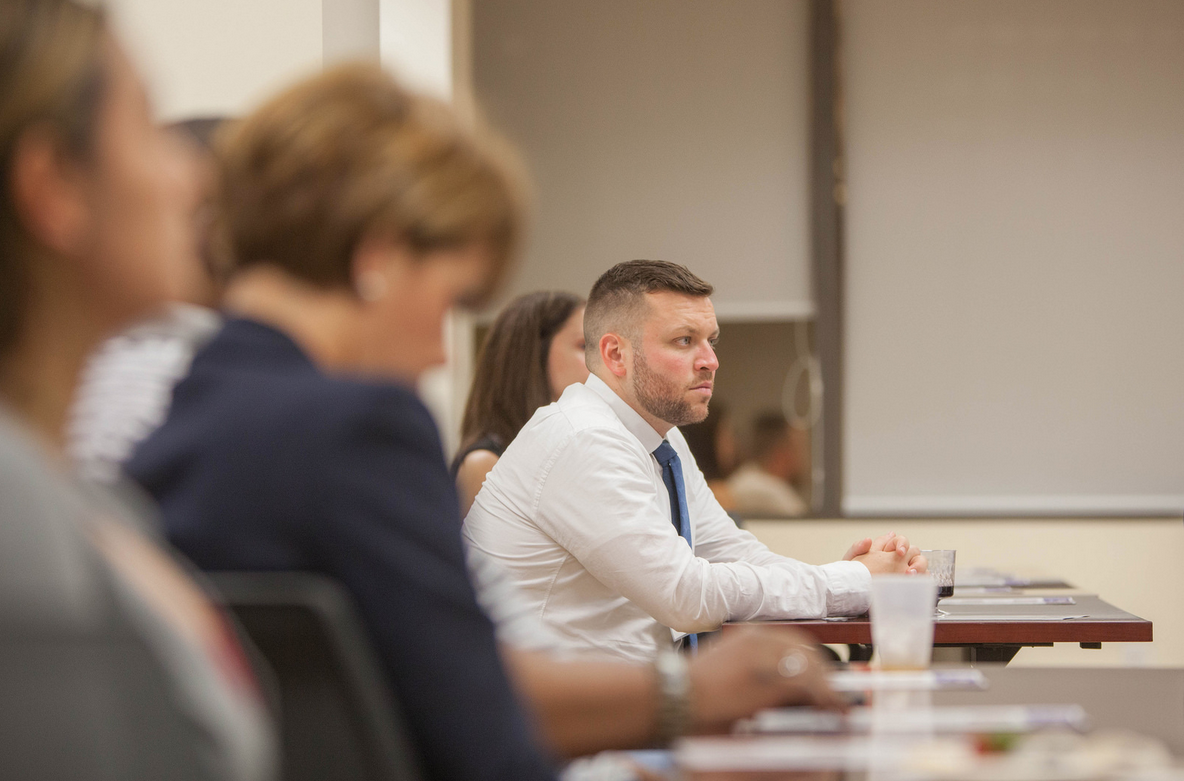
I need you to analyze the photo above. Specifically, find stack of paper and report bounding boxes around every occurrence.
[745,704,1088,735]
[829,668,989,692]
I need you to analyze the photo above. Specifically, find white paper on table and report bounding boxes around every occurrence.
[828,669,987,692]
[745,704,1088,735]
[955,568,1010,587]
[936,614,1087,621]
[675,734,912,771]
[940,596,1076,606]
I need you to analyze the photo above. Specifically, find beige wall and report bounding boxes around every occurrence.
[748,517,1184,667]
[379,0,452,98]
[107,0,385,122]
[107,0,324,121]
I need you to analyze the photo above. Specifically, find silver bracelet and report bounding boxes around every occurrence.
[653,647,691,745]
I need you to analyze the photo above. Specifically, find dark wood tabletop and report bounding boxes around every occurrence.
[725,594,1152,647]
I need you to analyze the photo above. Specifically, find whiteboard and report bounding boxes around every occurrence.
[843,0,1184,516]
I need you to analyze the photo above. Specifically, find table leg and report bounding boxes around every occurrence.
[968,645,1022,664]
[847,644,874,663]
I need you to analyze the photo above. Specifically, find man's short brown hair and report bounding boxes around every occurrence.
[583,260,713,365]
[215,63,527,306]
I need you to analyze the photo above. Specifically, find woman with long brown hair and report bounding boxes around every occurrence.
[454,290,588,514]
[0,1,273,777]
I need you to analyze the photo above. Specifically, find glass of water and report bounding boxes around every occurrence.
[870,575,937,670]
[922,549,956,608]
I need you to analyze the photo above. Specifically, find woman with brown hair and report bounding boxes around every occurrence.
[454,290,588,514]
[0,1,273,778]
[126,64,557,781]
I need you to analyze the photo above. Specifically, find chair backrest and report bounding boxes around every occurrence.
[208,572,423,781]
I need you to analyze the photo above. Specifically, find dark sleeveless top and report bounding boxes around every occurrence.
[450,435,506,479]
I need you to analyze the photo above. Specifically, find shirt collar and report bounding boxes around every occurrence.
[584,373,666,454]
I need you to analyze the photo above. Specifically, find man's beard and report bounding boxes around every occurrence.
[633,348,711,428]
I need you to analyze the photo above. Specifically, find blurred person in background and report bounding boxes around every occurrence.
[68,116,228,484]
[454,290,588,515]
[0,1,274,778]
[728,411,808,518]
[126,65,845,780]
[677,403,738,512]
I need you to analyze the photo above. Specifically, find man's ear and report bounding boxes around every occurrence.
[600,332,630,378]
[11,126,89,257]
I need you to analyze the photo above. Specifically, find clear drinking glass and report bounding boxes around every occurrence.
[923,549,956,607]
[870,575,937,670]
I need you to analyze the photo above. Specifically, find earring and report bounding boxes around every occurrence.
[356,271,387,302]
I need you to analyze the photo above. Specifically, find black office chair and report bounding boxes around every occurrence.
[208,572,423,781]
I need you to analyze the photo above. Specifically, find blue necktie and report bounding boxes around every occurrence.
[653,440,696,651]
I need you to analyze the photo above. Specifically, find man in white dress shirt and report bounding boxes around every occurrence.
[464,260,927,663]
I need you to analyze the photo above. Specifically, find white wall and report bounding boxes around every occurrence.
[749,518,1184,667]
[107,0,325,121]
[109,0,386,121]
[325,0,381,66]
[379,0,452,98]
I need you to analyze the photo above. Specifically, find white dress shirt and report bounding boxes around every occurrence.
[463,373,870,663]
[465,542,571,653]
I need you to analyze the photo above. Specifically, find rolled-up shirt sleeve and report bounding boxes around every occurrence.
[682,440,871,617]
[532,427,870,633]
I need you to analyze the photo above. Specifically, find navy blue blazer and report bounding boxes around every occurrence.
[127,318,555,781]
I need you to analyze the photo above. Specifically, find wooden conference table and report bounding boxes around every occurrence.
[726,574,1153,663]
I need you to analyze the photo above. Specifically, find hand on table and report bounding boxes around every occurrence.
[687,626,845,735]
[847,531,927,575]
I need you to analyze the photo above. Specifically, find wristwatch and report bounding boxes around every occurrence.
[653,647,691,745]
